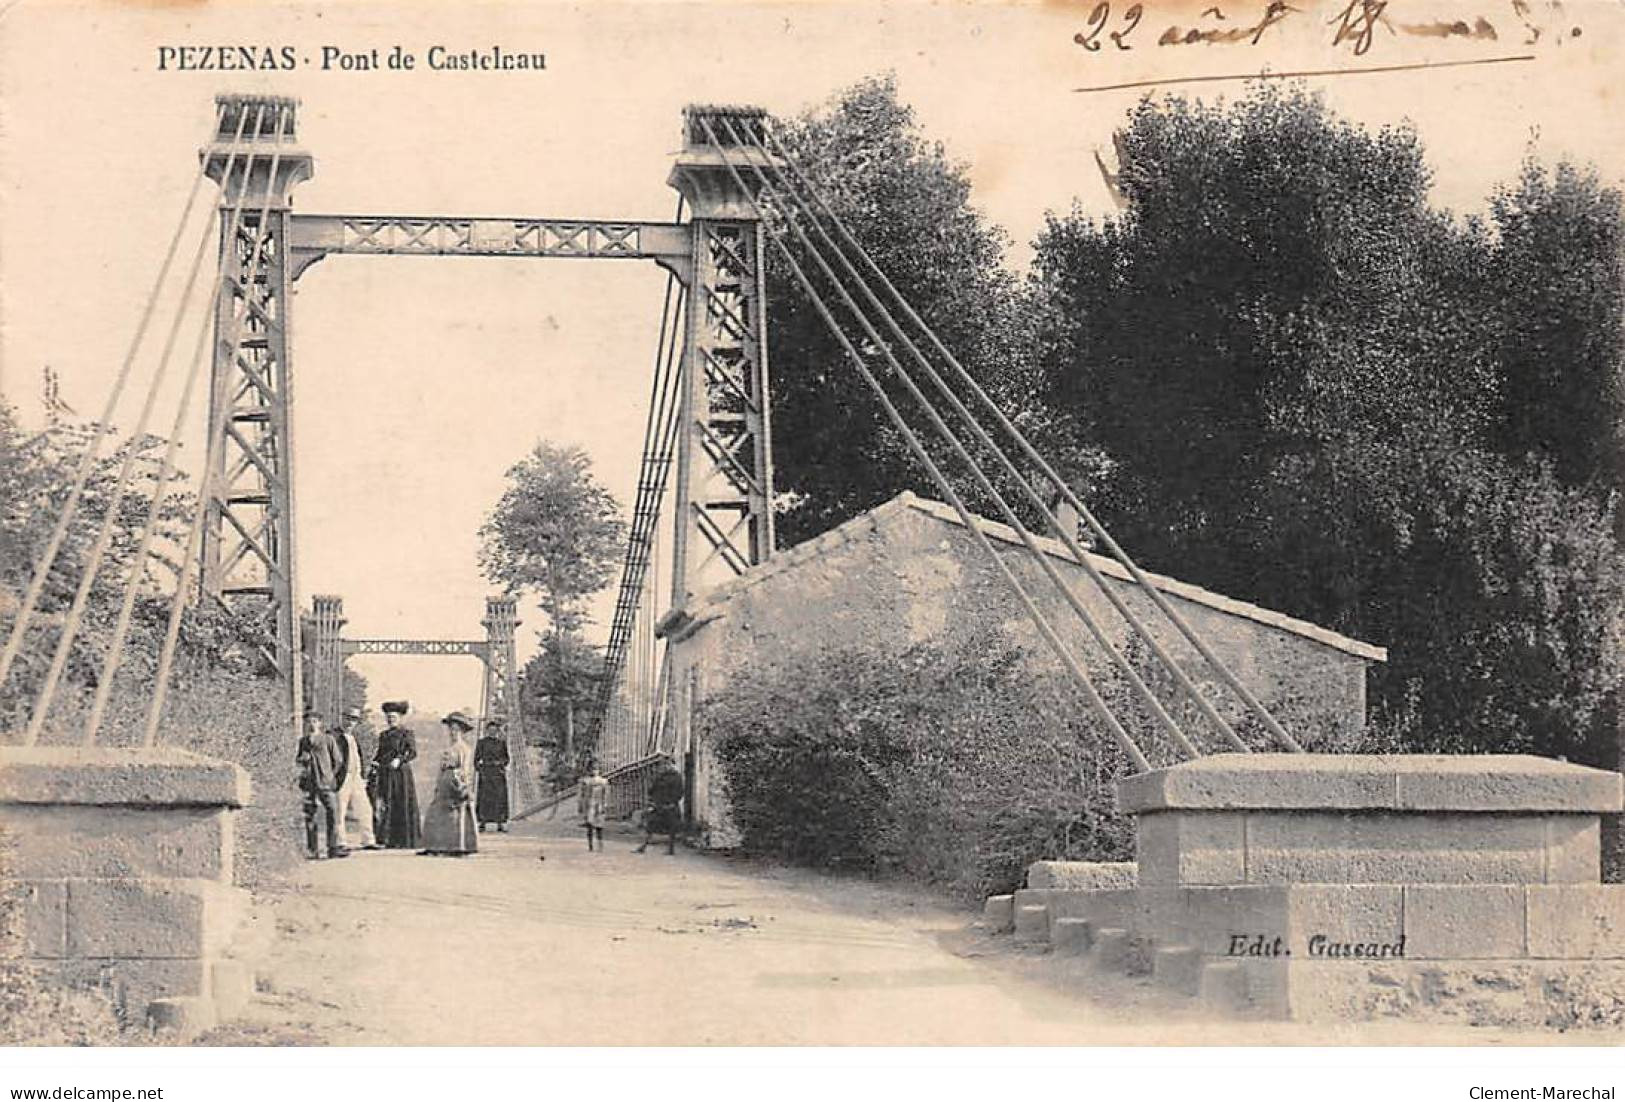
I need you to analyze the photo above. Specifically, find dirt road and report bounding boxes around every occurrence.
[221,819,1611,1046]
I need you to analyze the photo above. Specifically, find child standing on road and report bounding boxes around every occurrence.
[579,766,609,851]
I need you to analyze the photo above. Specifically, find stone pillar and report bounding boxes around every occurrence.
[1106,753,1625,1019]
[0,746,253,1030]
[1018,753,1625,1022]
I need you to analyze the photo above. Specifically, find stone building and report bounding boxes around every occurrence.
[658,492,1387,847]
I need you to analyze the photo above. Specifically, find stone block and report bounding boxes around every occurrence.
[1121,753,1395,813]
[1014,903,1050,945]
[2,805,234,882]
[1158,885,1298,959]
[1091,927,1130,971]
[1288,885,1404,960]
[13,879,68,958]
[1245,812,1546,885]
[1156,885,1404,961]
[66,879,244,960]
[1137,811,1245,886]
[1545,816,1601,883]
[1118,753,1622,815]
[147,995,217,1036]
[1052,917,1093,954]
[1525,886,1625,959]
[982,894,1014,933]
[1403,885,1526,959]
[0,746,250,809]
[1026,861,1136,890]
[54,958,210,1020]
[1395,760,1622,813]
[1198,960,1250,1014]
[1044,887,1138,931]
[1153,945,1203,995]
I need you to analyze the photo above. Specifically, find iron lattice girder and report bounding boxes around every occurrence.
[287,215,690,277]
[667,219,773,606]
[339,638,490,658]
[205,207,299,684]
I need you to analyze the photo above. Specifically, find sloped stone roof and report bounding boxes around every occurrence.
[678,491,1387,663]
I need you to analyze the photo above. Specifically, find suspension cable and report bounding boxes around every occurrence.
[697,117,1151,772]
[728,117,1242,757]
[86,107,286,743]
[713,118,1199,760]
[22,107,260,746]
[588,200,690,744]
[83,251,217,743]
[144,103,289,747]
[0,102,229,698]
[757,124,1302,754]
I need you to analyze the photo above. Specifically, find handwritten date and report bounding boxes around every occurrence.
[1072,0,1583,55]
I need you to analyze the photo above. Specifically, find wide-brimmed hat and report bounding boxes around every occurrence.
[381,700,409,716]
[442,710,475,732]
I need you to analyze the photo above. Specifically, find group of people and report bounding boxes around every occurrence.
[296,700,514,860]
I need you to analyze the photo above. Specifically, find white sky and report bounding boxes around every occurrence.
[2,0,1621,710]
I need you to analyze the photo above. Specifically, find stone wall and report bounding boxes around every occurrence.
[0,746,255,1031]
[663,492,1386,847]
[989,752,1625,1023]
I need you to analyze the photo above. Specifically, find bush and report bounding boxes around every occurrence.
[701,631,1140,900]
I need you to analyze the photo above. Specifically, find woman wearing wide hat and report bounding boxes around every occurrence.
[420,711,479,856]
[372,701,421,849]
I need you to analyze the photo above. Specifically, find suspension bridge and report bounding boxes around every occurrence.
[0,91,1298,794]
[8,93,1616,1037]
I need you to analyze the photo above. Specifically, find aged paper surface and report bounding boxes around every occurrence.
[1,0,1624,1065]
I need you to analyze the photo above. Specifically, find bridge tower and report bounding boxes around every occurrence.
[307,594,347,729]
[481,596,538,809]
[199,94,313,712]
[665,107,778,610]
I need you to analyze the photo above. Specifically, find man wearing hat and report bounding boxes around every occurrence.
[296,710,350,860]
[372,700,421,849]
[474,716,512,832]
[334,705,379,850]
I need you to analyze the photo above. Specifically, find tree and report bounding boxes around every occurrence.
[1488,160,1625,494]
[479,441,624,777]
[478,442,626,634]
[765,76,1047,546]
[516,629,604,773]
[1033,83,1625,765]
[0,396,192,619]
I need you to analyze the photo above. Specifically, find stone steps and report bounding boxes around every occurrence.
[983,895,1268,1017]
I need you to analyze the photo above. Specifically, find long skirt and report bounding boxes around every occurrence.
[475,766,509,824]
[421,768,477,854]
[374,762,421,849]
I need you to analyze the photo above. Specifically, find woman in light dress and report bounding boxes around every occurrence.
[419,711,478,857]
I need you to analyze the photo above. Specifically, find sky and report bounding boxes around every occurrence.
[2,0,1621,711]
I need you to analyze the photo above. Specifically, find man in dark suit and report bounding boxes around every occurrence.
[297,710,351,859]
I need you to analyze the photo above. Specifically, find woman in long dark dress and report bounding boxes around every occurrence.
[420,711,477,856]
[474,718,511,832]
[372,700,421,849]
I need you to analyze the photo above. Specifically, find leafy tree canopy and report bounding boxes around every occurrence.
[477,441,626,633]
[1033,83,1625,763]
[765,75,1054,545]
